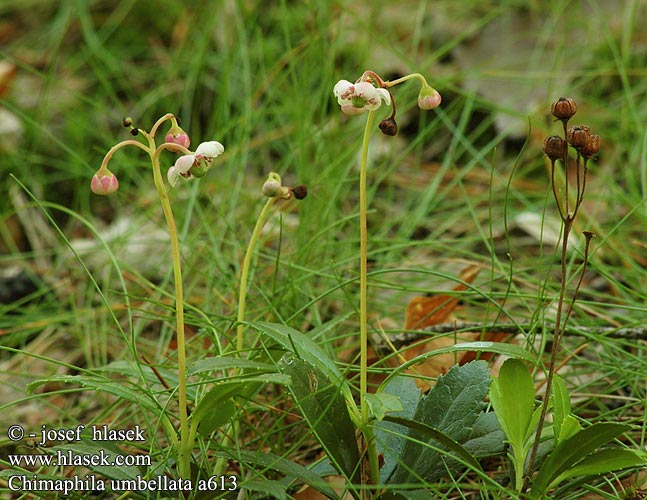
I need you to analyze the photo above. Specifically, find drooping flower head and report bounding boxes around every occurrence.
[167,141,224,187]
[333,79,391,116]
[91,167,119,195]
[165,123,191,149]
[417,85,442,110]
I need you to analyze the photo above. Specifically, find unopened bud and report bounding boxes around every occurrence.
[165,120,191,149]
[262,179,283,198]
[551,97,577,122]
[122,117,133,127]
[262,172,290,198]
[165,131,190,149]
[379,117,398,136]
[566,125,591,149]
[91,168,119,195]
[543,136,566,161]
[418,86,442,110]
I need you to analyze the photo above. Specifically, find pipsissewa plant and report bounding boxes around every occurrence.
[526,98,600,473]
[91,114,224,480]
[488,99,645,496]
[333,70,441,487]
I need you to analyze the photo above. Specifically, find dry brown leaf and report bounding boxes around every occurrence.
[394,265,508,388]
[0,60,16,97]
[404,265,480,330]
[292,478,354,500]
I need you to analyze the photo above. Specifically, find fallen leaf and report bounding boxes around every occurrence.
[394,265,509,388]
[404,265,480,330]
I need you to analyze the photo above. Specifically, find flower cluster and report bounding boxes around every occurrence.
[542,96,599,222]
[90,115,224,195]
[332,70,440,136]
[333,80,391,116]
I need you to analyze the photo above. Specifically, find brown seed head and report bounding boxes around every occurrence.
[581,134,600,159]
[566,125,591,150]
[291,185,308,200]
[551,97,577,122]
[543,135,566,161]
[378,117,398,136]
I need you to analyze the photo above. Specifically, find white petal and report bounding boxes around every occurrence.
[333,79,353,98]
[195,141,224,159]
[174,154,196,174]
[167,166,179,187]
[376,88,391,106]
[353,81,378,101]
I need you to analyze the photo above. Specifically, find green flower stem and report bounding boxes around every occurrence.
[385,72,427,88]
[150,145,190,480]
[149,113,175,138]
[359,111,374,423]
[236,197,276,353]
[359,110,380,487]
[100,140,149,169]
[210,196,276,479]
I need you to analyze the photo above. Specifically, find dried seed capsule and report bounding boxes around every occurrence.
[291,185,308,200]
[543,135,566,160]
[581,134,600,158]
[379,117,398,136]
[551,97,577,121]
[566,125,591,149]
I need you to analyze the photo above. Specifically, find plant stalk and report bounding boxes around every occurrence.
[151,146,190,479]
[359,110,380,489]
[236,197,276,353]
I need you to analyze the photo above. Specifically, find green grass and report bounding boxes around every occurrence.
[2,0,647,498]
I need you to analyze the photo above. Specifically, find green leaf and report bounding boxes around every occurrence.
[214,449,339,500]
[374,376,421,483]
[188,357,277,376]
[551,448,646,487]
[250,321,356,415]
[240,478,288,500]
[192,373,291,436]
[192,382,247,436]
[531,422,633,497]
[551,375,570,443]
[389,361,490,483]
[383,416,483,476]
[28,375,160,413]
[489,358,536,453]
[280,355,360,483]
[365,392,403,422]
[463,411,506,458]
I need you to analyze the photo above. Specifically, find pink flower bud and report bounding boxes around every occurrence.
[418,86,442,110]
[91,168,119,195]
[165,121,191,149]
[165,130,191,148]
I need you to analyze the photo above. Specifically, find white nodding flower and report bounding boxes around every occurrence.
[167,154,196,187]
[333,79,390,114]
[167,141,224,187]
[195,141,224,160]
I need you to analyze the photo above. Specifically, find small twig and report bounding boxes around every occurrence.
[378,321,647,352]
